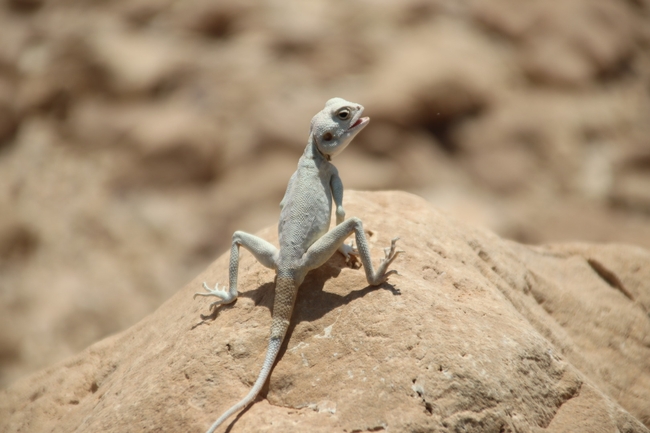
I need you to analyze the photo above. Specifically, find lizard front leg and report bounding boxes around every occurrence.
[195,231,278,310]
[334,205,358,262]
[300,217,401,286]
[331,172,357,262]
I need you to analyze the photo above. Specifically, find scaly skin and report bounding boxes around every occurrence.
[194,98,402,432]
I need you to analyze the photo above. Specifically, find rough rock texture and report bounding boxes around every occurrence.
[2,0,650,387]
[1,191,649,433]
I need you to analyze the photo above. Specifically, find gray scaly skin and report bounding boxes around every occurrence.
[194,98,402,432]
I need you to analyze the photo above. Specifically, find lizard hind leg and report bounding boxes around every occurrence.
[195,231,279,309]
[300,217,401,286]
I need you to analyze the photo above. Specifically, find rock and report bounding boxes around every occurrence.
[1,191,648,432]
[2,0,650,403]
[473,0,635,87]
[88,22,191,95]
[0,77,19,147]
[70,100,223,188]
[171,0,252,40]
[365,19,513,138]
[611,150,650,213]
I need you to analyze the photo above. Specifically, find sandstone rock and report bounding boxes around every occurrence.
[88,23,191,95]
[474,0,636,87]
[2,0,650,399]
[612,172,650,213]
[365,19,514,136]
[1,191,648,432]
[171,0,253,40]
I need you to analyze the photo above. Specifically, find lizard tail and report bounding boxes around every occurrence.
[205,277,297,433]
[205,338,282,433]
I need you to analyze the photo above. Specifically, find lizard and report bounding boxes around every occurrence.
[194,97,402,433]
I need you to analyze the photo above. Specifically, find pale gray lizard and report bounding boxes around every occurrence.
[194,97,401,432]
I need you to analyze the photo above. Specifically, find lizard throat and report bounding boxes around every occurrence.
[312,139,331,161]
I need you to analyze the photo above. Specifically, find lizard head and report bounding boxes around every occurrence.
[311,97,370,159]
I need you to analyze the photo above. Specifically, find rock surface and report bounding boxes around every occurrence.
[2,0,650,388]
[1,191,649,433]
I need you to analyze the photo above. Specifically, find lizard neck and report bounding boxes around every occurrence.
[304,135,331,163]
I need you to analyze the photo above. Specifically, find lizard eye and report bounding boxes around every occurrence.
[337,110,350,120]
[323,132,333,141]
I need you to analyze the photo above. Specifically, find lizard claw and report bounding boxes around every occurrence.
[339,240,358,260]
[339,240,361,269]
[194,282,237,308]
[349,239,359,256]
[370,238,403,285]
[381,237,402,263]
[383,269,399,278]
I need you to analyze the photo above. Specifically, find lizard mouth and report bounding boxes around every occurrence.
[349,117,369,130]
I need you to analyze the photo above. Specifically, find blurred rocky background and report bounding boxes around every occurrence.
[0,0,649,388]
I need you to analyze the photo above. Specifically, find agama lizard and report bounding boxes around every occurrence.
[194,98,401,432]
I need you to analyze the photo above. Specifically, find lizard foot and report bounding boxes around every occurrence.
[371,237,403,285]
[381,237,403,263]
[339,240,360,268]
[338,240,357,259]
[194,282,237,309]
